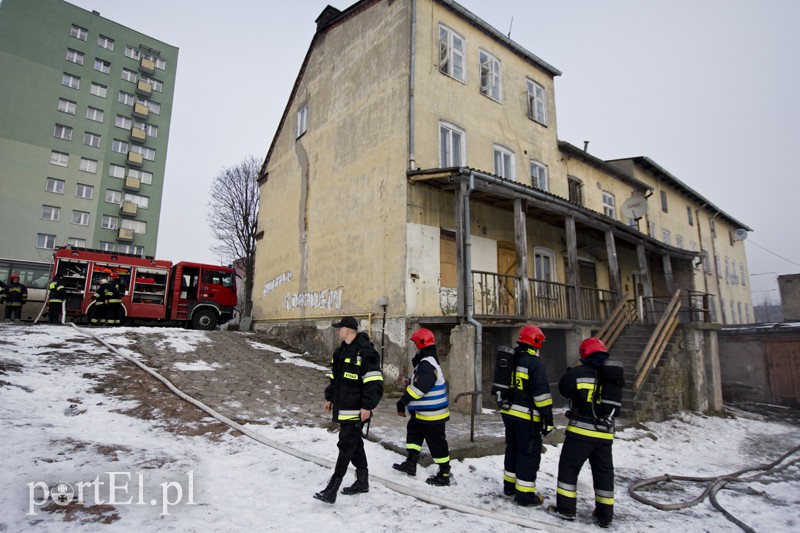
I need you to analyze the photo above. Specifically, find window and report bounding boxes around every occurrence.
[130,144,155,161]
[62,73,80,90]
[118,244,143,255]
[109,164,126,178]
[66,49,84,65]
[121,218,146,234]
[144,123,158,138]
[101,215,119,230]
[41,205,60,221]
[86,107,104,122]
[71,210,89,226]
[140,76,163,92]
[46,178,65,194]
[155,58,166,70]
[94,59,111,74]
[36,234,56,249]
[75,183,93,199]
[527,79,547,125]
[118,91,135,105]
[115,115,132,129]
[83,132,101,148]
[128,168,153,185]
[493,145,515,179]
[67,238,87,248]
[662,229,671,246]
[648,222,656,237]
[660,190,668,213]
[54,124,73,141]
[602,191,616,218]
[715,252,722,278]
[124,193,149,209]
[297,104,308,137]
[105,189,122,204]
[57,98,77,115]
[438,25,465,82]
[439,122,465,167]
[724,256,730,281]
[676,235,684,249]
[740,263,746,286]
[50,151,69,167]
[90,83,107,98]
[98,35,114,50]
[568,176,584,206]
[139,98,160,114]
[70,25,87,41]
[530,160,548,190]
[79,158,97,173]
[534,248,555,297]
[111,139,128,153]
[121,68,137,83]
[124,45,141,60]
[703,249,712,272]
[99,241,116,252]
[479,50,501,101]
[687,206,694,226]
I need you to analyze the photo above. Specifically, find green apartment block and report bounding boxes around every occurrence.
[0,0,178,274]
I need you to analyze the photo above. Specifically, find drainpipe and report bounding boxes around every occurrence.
[708,209,725,322]
[407,0,417,171]
[462,170,482,413]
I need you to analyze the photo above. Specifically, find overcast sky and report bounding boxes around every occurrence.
[66,0,800,303]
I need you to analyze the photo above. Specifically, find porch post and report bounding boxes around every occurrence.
[636,243,653,298]
[455,182,467,316]
[565,215,581,319]
[604,230,622,301]
[514,198,530,316]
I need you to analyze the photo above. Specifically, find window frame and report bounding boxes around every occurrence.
[533,247,556,299]
[50,151,69,167]
[94,58,111,74]
[79,158,98,173]
[62,73,80,90]
[83,132,101,148]
[478,49,502,101]
[567,175,584,206]
[530,160,548,191]
[101,215,119,230]
[71,210,90,226]
[90,82,108,98]
[439,121,466,167]
[438,24,465,82]
[86,107,104,123]
[57,98,77,115]
[54,124,73,141]
[527,79,547,125]
[36,234,56,249]
[602,191,617,219]
[493,145,515,179]
[105,189,122,205]
[66,48,85,65]
[75,183,94,200]
[660,190,669,213]
[70,25,88,41]
[296,104,308,138]
[45,178,65,194]
[41,205,61,221]
[97,35,114,51]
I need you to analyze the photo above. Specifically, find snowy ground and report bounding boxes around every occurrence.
[1,323,799,532]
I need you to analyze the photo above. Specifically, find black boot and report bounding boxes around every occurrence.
[341,468,369,495]
[426,462,451,486]
[313,475,343,504]
[392,452,419,476]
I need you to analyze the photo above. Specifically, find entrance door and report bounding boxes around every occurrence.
[579,260,599,320]
[498,244,518,315]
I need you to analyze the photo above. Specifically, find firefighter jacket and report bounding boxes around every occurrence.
[325,332,384,424]
[499,343,553,426]
[48,279,66,303]
[399,345,450,423]
[1,281,28,307]
[103,280,123,304]
[559,352,615,443]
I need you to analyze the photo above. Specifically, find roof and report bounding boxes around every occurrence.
[607,156,752,232]
[558,141,652,193]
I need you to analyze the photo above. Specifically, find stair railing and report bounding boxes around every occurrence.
[633,289,682,391]
[596,293,630,350]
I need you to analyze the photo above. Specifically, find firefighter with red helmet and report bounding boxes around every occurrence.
[549,337,620,528]
[2,273,28,321]
[392,327,452,486]
[500,324,553,506]
[104,271,125,326]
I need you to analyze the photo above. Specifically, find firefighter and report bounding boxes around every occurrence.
[500,325,553,506]
[47,274,67,324]
[393,328,452,486]
[1,273,28,321]
[549,337,619,528]
[314,316,384,504]
[104,272,125,326]
[90,279,108,326]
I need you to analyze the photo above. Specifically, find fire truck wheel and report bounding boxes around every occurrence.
[192,309,218,330]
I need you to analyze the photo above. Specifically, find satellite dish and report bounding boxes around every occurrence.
[621,195,649,220]
[732,228,748,241]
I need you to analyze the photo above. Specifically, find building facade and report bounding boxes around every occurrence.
[0,0,178,286]
[252,0,752,408]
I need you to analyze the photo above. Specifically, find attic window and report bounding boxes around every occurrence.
[297,104,307,138]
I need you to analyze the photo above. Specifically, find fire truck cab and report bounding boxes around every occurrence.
[53,247,237,329]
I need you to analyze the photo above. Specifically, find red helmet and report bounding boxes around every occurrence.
[10,273,20,281]
[410,328,435,350]
[579,337,607,359]
[518,325,545,349]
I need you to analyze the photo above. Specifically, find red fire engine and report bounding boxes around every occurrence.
[52,247,237,330]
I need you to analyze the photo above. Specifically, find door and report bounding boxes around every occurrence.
[199,267,237,307]
[498,244,518,315]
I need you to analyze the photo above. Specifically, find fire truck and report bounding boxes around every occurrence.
[52,247,237,330]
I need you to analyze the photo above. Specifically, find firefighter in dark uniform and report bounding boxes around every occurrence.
[500,325,553,506]
[314,316,384,504]
[90,279,108,325]
[47,274,67,324]
[550,337,619,528]
[393,328,452,486]
[104,272,125,326]
[2,273,28,321]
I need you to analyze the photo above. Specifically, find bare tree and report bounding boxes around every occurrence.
[208,155,260,319]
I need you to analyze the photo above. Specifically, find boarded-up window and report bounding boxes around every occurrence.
[440,233,457,288]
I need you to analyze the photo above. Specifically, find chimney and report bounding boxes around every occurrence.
[583,141,590,152]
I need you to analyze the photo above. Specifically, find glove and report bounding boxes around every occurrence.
[396,400,406,417]
[542,417,554,437]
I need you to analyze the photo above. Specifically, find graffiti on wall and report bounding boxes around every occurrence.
[263,271,293,295]
[285,287,344,311]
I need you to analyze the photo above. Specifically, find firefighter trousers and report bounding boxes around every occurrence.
[334,422,368,477]
[502,414,542,504]
[555,435,615,523]
[48,302,64,324]
[405,417,450,463]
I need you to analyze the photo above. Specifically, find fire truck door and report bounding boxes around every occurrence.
[200,268,236,307]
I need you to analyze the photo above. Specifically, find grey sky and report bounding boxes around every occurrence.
[66,0,800,303]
